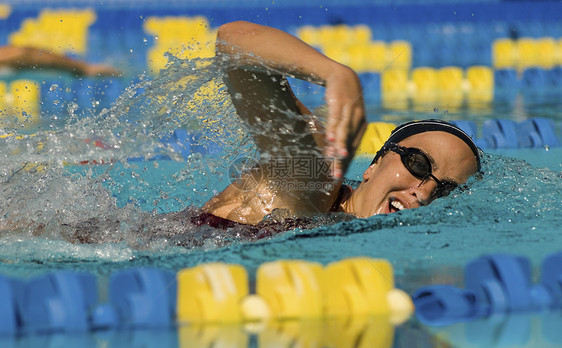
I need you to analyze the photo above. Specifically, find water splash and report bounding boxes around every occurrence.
[0,55,260,255]
[1,53,561,275]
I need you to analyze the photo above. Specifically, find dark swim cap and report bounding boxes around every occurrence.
[371,119,481,171]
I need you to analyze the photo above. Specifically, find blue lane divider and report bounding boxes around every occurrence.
[452,118,560,150]
[465,254,541,313]
[482,119,519,149]
[106,268,177,329]
[541,252,562,308]
[449,120,487,149]
[3,251,562,335]
[517,117,560,148]
[0,276,21,336]
[414,251,562,327]
[19,271,98,333]
[412,285,480,326]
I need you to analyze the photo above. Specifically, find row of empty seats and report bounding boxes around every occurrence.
[3,64,561,129]
[493,37,562,70]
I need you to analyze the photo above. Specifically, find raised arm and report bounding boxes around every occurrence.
[215,21,366,178]
[0,45,120,77]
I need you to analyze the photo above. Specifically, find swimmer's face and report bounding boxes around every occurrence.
[348,131,479,217]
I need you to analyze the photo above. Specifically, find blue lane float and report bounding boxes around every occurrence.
[107,268,177,329]
[413,251,562,327]
[541,252,562,308]
[517,118,560,148]
[482,119,519,149]
[19,271,98,333]
[0,276,21,336]
[412,285,481,327]
[453,117,560,150]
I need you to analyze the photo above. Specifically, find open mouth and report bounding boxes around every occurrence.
[389,198,405,213]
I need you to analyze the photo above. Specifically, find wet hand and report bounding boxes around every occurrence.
[324,66,367,179]
[83,63,122,77]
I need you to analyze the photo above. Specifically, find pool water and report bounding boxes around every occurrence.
[1,56,561,347]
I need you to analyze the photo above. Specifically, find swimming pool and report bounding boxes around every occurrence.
[1,63,561,347]
[1,1,562,347]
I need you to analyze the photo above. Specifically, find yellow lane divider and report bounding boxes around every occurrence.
[176,257,414,325]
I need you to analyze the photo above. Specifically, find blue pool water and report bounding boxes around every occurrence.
[1,55,562,347]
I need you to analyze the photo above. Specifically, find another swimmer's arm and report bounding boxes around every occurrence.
[216,21,366,178]
[0,45,120,77]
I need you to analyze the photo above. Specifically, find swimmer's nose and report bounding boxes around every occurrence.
[409,179,438,206]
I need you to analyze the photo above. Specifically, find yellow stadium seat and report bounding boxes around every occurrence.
[517,37,539,70]
[317,25,335,47]
[365,41,387,72]
[437,66,464,109]
[332,24,353,44]
[381,68,409,94]
[323,44,348,65]
[381,68,409,109]
[347,44,370,72]
[316,24,353,47]
[351,24,372,43]
[536,37,556,69]
[147,47,169,74]
[10,80,40,126]
[466,66,494,103]
[357,122,396,155]
[8,9,95,55]
[0,81,7,111]
[557,38,562,66]
[411,67,438,104]
[144,16,215,75]
[387,40,412,70]
[256,260,324,319]
[0,4,11,19]
[492,38,517,69]
[297,25,320,46]
[437,66,464,93]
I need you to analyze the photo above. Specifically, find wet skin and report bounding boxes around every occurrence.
[340,131,479,218]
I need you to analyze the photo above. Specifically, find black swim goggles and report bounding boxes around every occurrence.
[382,142,459,199]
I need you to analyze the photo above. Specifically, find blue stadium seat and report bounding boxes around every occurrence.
[72,78,96,117]
[493,69,519,102]
[359,72,381,106]
[41,79,73,116]
[521,67,548,91]
[545,67,562,98]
